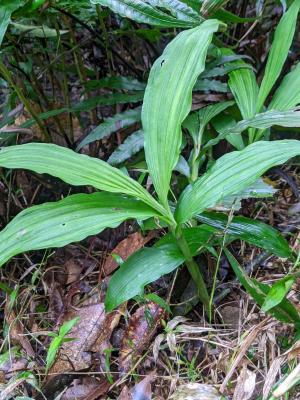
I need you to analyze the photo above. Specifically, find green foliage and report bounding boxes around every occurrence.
[0,2,300,323]
[46,317,80,372]
[142,19,220,209]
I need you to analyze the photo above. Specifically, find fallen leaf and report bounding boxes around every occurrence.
[233,366,256,400]
[170,383,225,400]
[65,259,82,285]
[102,231,155,277]
[119,302,164,374]
[131,373,154,400]
[50,299,122,374]
[4,306,35,359]
[62,377,110,400]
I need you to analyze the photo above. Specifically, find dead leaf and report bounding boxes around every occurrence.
[118,385,131,400]
[102,231,155,277]
[50,300,122,374]
[62,377,110,400]
[170,383,225,400]
[131,373,154,400]
[64,259,82,285]
[4,306,35,359]
[233,366,256,400]
[119,302,164,374]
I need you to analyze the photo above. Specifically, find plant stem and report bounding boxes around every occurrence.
[173,226,211,314]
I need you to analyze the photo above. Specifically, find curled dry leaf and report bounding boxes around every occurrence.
[50,300,122,374]
[64,259,83,285]
[170,383,225,400]
[233,366,256,400]
[61,377,110,400]
[102,231,155,277]
[117,373,155,400]
[119,302,164,374]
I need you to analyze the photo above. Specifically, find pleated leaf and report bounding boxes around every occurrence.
[257,0,300,111]
[205,109,300,147]
[176,140,300,223]
[228,64,259,120]
[108,130,144,165]
[0,0,22,46]
[0,143,165,217]
[225,250,300,324]
[105,225,216,310]
[197,212,291,258]
[0,192,159,267]
[76,107,141,150]
[91,0,196,27]
[269,62,300,111]
[146,0,202,23]
[142,20,220,209]
[201,0,229,16]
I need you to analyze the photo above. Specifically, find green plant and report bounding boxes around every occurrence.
[45,317,79,372]
[1,7,300,324]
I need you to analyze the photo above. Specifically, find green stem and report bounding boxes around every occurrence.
[173,226,211,314]
[0,60,51,142]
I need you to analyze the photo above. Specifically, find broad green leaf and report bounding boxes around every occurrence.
[257,0,300,111]
[0,0,22,46]
[108,130,144,165]
[76,107,141,150]
[10,22,68,38]
[213,8,257,23]
[200,63,252,79]
[198,100,234,129]
[85,76,146,92]
[146,0,202,23]
[197,212,291,258]
[225,250,300,324]
[228,63,259,120]
[105,246,184,311]
[0,143,166,217]
[71,92,144,113]
[215,178,277,210]
[205,109,300,148]
[0,192,160,267]
[262,276,295,312]
[105,225,216,310]
[92,0,196,27]
[201,0,229,16]
[211,113,245,150]
[269,63,300,111]
[176,140,300,223]
[194,79,228,92]
[142,20,220,209]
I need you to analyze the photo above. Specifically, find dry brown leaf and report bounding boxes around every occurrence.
[119,302,164,374]
[233,366,256,400]
[64,259,82,285]
[118,385,131,400]
[4,306,35,359]
[102,231,155,277]
[220,318,269,393]
[263,357,283,400]
[170,384,225,400]
[131,373,154,400]
[50,300,122,374]
[62,377,110,400]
